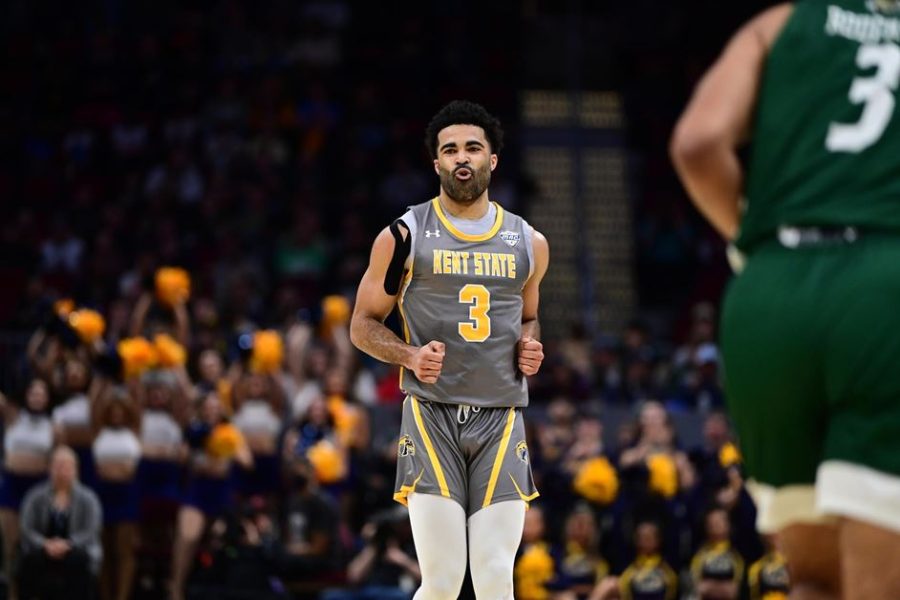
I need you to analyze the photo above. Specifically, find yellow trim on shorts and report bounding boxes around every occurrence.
[509,473,540,504]
[432,197,504,242]
[411,397,450,499]
[393,469,424,507]
[482,408,517,508]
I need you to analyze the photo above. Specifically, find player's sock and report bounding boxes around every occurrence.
[409,493,468,600]
[467,500,526,600]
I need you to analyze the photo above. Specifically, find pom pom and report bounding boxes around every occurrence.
[321,295,351,328]
[327,395,361,448]
[573,456,619,505]
[68,309,106,343]
[514,542,554,600]
[718,442,742,469]
[54,298,75,318]
[154,334,187,367]
[306,439,346,484]
[249,330,284,374]
[155,267,191,306]
[206,423,245,458]
[647,453,679,499]
[117,337,158,380]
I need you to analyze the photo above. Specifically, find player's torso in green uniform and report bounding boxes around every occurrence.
[739,0,900,252]
[398,198,532,408]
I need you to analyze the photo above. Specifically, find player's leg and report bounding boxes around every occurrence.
[408,493,468,600]
[777,523,840,600]
[719,244,839,598]
[467,500,526,600]
[837,518,900,600]
[817,462,900,599]
[462,408,536,599]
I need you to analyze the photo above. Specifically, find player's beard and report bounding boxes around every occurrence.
[439,163,491,205]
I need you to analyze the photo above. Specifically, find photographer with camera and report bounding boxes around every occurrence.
[276,456,341,581]
[321,507,419,600]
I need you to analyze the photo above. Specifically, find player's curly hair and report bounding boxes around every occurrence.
[424,100,504,159]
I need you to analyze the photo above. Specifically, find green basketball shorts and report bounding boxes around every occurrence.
[721,234,900,533]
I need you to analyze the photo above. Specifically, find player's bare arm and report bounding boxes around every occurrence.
[518,230,549,376]
[350,226,445,384]
[670,3,792,241]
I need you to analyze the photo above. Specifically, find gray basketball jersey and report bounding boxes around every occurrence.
[398,198,533,408]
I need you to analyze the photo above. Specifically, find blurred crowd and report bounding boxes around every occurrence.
[0,1,790,599]
[0,277,785,600]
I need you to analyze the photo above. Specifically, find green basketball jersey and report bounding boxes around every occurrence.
[738,0,900,252]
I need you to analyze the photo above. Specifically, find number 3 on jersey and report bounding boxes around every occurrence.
[458,284,491,343]
[827,43,900,153]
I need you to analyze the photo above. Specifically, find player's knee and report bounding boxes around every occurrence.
[418,558,466,600]
[419,573,465,600]
[471,556,514,598]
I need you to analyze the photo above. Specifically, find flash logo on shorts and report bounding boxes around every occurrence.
[398,435,416,457]
[515,441,529,464]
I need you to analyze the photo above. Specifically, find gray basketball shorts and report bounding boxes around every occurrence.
[393,396,539,516]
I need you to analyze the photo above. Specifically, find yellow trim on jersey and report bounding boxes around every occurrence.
[432,197,504,242]
[393,469,425,507]
[397,263,414,387]
[508,473,540,504]
[411,397,450,498]
[482,408,517,508]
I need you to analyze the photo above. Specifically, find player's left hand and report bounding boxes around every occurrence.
[518,336,544,376]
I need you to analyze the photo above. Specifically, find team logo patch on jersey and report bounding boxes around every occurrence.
[515,441,529,464]
[398,435,416,457]
[425,229,441,238]
[500,230,520,247]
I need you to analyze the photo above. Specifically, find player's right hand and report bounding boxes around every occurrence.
[409,340,444,384]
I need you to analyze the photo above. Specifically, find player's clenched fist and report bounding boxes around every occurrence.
[409,340,445,383]
[518,336,544,376]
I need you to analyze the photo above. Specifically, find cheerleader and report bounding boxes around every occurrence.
[92,386,142,600]
[0,379,56,598]
[231,372,284,503]
[138,370,188,507]
[136,369,188,577]
[171,392,251,600]
[52,359,96,487]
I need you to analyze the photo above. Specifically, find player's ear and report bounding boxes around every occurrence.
[434,158,440,175]
[490,154,498,171]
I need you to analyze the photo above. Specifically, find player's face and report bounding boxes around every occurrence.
[434,124,498,205]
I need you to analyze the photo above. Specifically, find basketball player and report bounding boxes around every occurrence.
[671,2,900,598]
[350,100,549,600]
